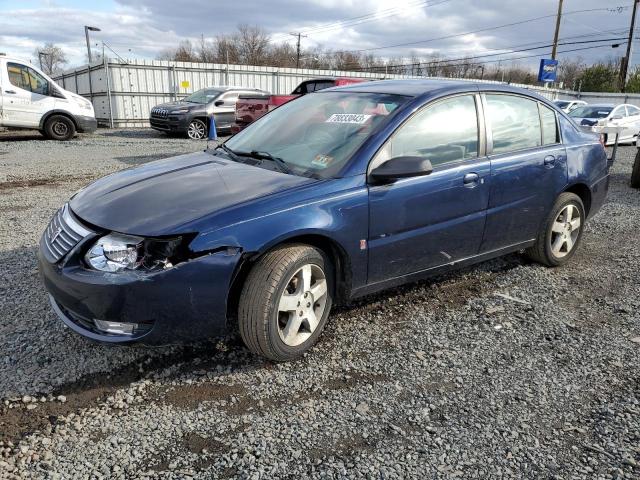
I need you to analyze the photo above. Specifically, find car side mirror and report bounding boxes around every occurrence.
[370,156,433,183]
[611,115,623,120]
[214,100,224,106]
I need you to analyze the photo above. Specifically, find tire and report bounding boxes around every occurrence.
[186,119,207,140]
[631,149,640,189]
[44,115,75,141]
[526,192,585,267]
[238,244,333,361]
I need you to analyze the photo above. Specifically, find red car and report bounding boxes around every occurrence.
[232,77,366,133]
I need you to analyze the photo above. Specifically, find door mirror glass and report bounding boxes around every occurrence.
[370,156,433,182]
[214,100,224,106]
[611,115,623,120]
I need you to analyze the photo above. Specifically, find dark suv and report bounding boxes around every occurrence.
[150,86,269,139]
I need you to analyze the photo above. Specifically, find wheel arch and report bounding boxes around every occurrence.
[39,110,78,130]
[225,233,353,323]
[563,182,592,216]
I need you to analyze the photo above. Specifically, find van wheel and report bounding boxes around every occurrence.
[238,245,333,362]
[631,149,640,188]
[526,192,585,267]
[44,115,75,141]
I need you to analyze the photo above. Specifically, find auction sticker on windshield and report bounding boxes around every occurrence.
[326,113,372,124]
[311,154,334,168]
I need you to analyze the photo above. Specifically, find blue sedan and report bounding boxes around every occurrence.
[38,80,610,361]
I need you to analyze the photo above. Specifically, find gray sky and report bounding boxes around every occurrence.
[0,0,635,70]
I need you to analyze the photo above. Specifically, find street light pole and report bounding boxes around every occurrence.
[84,25,101,64]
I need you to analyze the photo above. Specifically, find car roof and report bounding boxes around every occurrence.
[199,86,266,91]
[325,78,551,98]
[583,103,615,108]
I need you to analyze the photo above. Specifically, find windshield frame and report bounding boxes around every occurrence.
[223,90,412,179]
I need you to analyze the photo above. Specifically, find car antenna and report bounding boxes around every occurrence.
[206,114,218,151]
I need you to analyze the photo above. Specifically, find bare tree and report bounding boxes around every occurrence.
[33,43,68,74]
[235,24,270,65]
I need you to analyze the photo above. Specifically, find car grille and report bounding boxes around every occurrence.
[151,107,169,118]
[42,204,93,263]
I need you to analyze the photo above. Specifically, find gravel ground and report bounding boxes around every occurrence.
[0,129,638,479]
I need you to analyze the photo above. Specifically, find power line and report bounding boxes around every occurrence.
[271,0,452,41]
[354,42,623,73]
[333,5,631,54]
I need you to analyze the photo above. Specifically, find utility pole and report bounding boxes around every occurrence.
[290,32,307,69]
[620,0,640,92]
[551,0,564,60]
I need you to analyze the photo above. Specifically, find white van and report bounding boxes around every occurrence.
[0,54,97,140]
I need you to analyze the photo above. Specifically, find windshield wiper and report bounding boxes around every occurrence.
[214,143,245,163]
[247,150,293,175]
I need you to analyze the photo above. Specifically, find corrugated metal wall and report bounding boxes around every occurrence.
[53,59,571,127]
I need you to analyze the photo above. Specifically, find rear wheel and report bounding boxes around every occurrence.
[186,119,207,140]
[631,149,640,188]
[526,192,585,267]
[44,115,75,141]
[238,245,333,361]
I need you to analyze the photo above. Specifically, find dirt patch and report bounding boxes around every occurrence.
[0,204,32,213]
[163,383,248,413]
[0,175,95,191]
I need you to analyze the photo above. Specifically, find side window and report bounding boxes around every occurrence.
[221,92,239,104]
[486,94,541,154]
[7,63,30,91]
[629,105,640,116]
[612,106,626,118]
[540,104,559,145]
[375,95,479,169]
[27,68,49,96]
[7,63,49,95]
[313,81,334,92]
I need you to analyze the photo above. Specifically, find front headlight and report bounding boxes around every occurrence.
[86,233,143,272]
[170,108,190,114]
[73,97,93,110]
[85,233,184,273]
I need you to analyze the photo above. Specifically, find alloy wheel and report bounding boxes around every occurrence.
[277,264,328,347]
[550,204,581,258]
[187,120,206,140]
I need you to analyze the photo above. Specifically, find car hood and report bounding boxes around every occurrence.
[70,151,314,236]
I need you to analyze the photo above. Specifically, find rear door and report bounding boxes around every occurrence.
[3,61,54,127]
[367,93,491,283]
[480,94,567,252]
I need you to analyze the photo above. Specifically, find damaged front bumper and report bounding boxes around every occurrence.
[38,235,242,345]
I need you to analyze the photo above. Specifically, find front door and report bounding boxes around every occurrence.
[481,94,568,252]
[3,62,53,127]
[367,94,490,283]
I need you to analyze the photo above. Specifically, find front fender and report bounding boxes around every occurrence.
[189,176,370,291]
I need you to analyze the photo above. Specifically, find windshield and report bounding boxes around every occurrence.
[224,91,409,178]
[554,100,570,109]
[183,88,222,104]
[569,106,612,119]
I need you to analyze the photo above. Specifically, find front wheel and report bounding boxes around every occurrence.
[186,119,207,140]
[526,192,585,267]
[44,115,75,141]
[238,245,333,361]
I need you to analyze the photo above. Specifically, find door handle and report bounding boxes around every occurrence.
[544,155,556,167]
[463,172,480,187]
[4,90,16,94]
